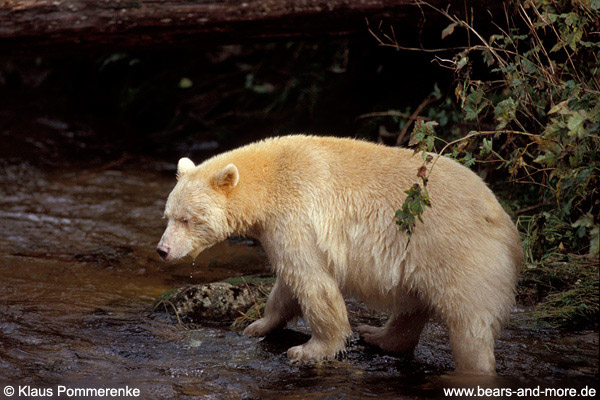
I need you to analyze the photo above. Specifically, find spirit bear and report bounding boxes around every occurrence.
[157,135,522,375]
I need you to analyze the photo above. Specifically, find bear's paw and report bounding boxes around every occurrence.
[243,318,275,337]
[287,338,344,361]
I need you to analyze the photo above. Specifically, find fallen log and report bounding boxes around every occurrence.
[0,0,503,50]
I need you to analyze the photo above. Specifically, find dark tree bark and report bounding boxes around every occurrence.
[0,0,503,50]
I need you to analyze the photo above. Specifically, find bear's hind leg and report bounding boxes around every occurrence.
[447,318,498,375]
[244,277,301,337]
[357,309,429,354]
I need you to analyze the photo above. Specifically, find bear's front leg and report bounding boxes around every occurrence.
[244,277,301,337]
[286,274,352,361]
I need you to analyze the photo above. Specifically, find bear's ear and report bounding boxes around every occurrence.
[212,163,239,190]
[177,157,195,180]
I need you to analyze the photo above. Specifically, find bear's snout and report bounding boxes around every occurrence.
[156,245,170,261]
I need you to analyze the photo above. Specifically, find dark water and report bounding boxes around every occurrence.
[0,158,598,399]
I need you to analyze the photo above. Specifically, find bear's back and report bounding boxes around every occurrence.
[267,135,522,273]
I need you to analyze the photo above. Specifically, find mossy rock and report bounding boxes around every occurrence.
[222,275,275,286]
[154,275,273,327]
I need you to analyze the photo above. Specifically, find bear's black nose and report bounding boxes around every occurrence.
[156,246,169,261]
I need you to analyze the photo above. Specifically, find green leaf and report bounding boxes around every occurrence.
[480,137,493,157]
[441,22,458,39]
[572,214,593,229]
[178,77,193,89]
[567,110,587,138]
[460,153,476,167]
[463,87,490,121]
[494,98,517,129]
[396,183,432,238]
[548,99,570,114]
[564,12,578,27]
[409,120,438,150]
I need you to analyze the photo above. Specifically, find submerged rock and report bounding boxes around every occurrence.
[155,276,273,326]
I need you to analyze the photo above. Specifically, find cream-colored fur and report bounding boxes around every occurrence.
[157,135,522,375]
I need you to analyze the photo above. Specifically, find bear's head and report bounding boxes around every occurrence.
[156,157,239,261]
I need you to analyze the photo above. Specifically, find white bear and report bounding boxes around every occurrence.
[157,135,522,375]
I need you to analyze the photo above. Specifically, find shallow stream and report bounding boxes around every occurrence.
[0,156,597,399]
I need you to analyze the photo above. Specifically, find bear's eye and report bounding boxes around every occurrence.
[181,218,189,226]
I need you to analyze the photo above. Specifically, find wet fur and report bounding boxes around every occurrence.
[158,135,522,375]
